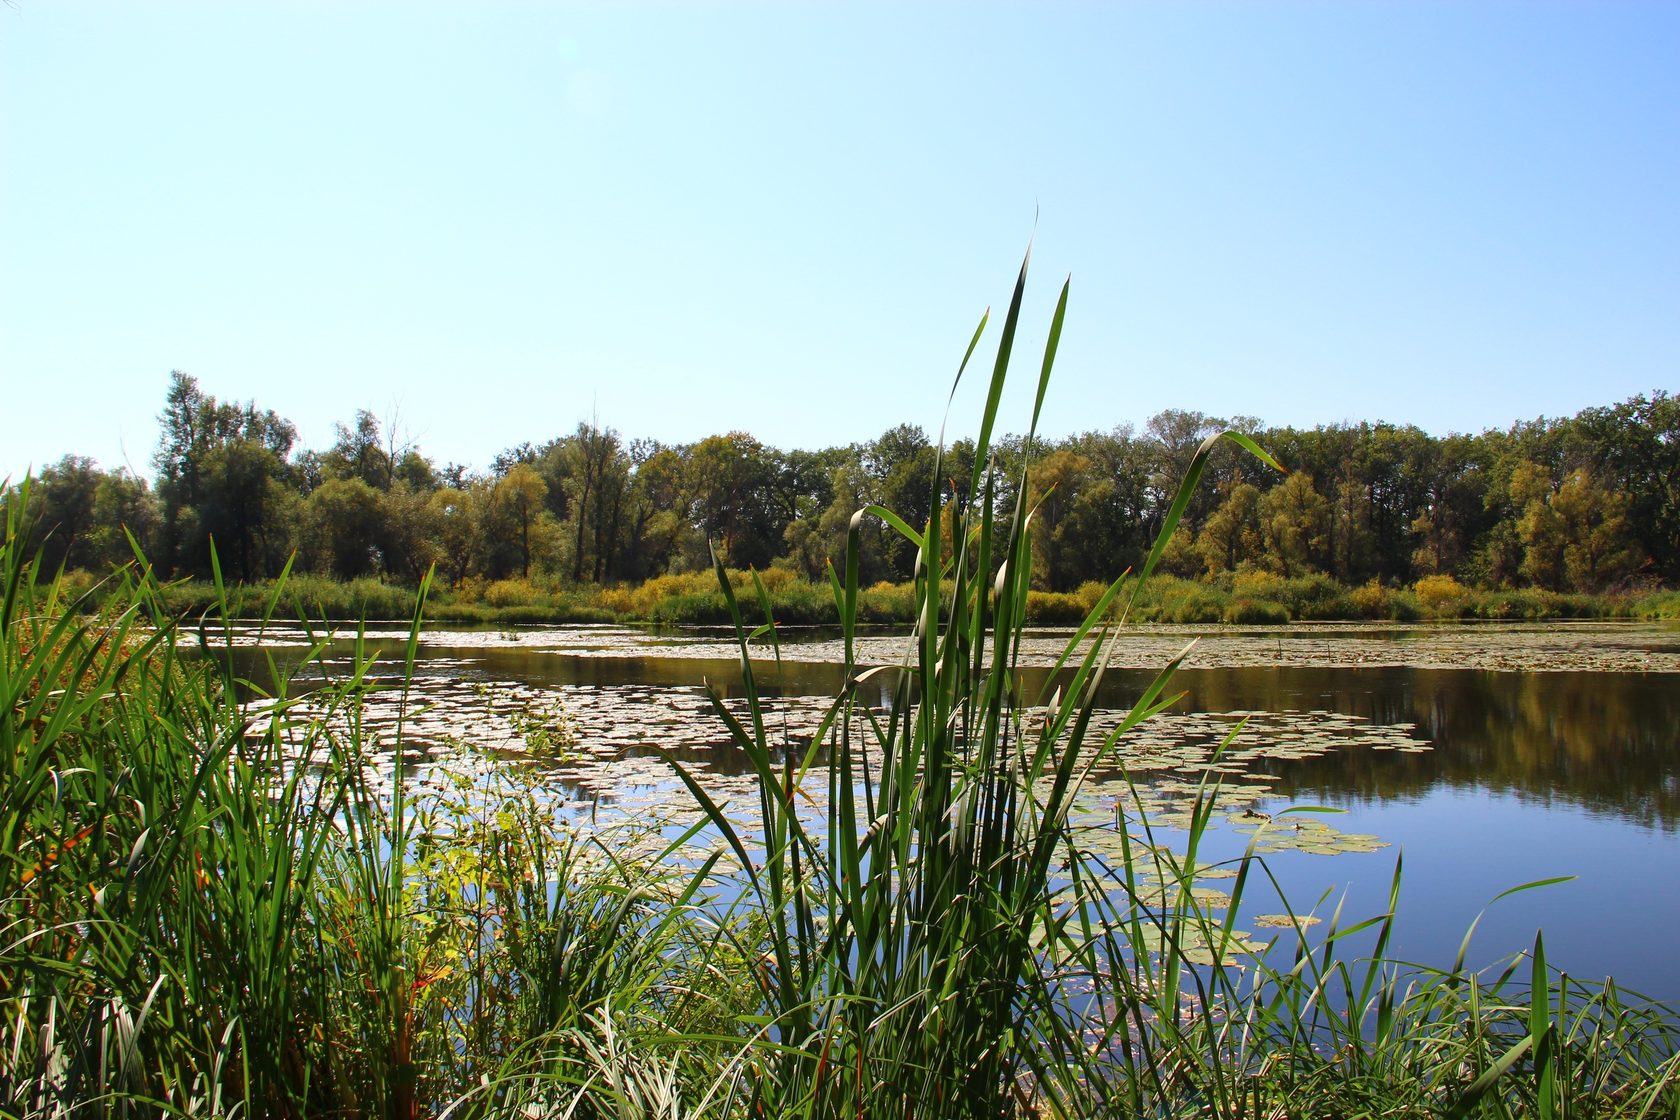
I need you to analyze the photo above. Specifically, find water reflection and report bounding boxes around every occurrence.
[419,639,1678,834]
[1165,667,1679,832]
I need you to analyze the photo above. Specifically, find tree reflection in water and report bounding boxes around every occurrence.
[1161,666,1678,831]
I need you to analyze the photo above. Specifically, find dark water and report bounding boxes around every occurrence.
[257,626,1680,1002]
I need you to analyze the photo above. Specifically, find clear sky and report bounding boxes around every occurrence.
[3,1,1676,482]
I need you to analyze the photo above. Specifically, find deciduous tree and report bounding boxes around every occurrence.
[1197,478,1262,576]
[1551,468,1643,591]
[493,464,549,579]
[1259,471,1329,577]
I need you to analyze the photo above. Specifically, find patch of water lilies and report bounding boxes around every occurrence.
[243,665,1420,868]
[209,617,1680,673]
[233,661,1417,973]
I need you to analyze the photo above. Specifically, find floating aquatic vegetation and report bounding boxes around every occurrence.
[1127,923,1268,968]
[233,634,1433,867]
[213,618,1680,674]
[1131,882,1233,911]
[1231,814,1391,856]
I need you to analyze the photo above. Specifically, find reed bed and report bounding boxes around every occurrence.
[142,566,1679,630]
[3,254,1678,1117]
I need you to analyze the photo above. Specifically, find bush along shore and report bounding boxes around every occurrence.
[5,255,1678,1117]
[80,564,1680,628]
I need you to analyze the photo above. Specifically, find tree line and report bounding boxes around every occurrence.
[9,371,1677,595]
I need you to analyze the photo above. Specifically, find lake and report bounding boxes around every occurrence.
[230,619,1680,1004]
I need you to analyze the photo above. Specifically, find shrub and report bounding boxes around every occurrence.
[1476,588,1604,621]
[1478,588,1559,620]
[1231,567,1288,601]
[1346,579,1390,620]
[767,579,835,625]
[1026,590,1088,626]
[858,580,915,624]
[649,590,728,625]
[1277,572,1345,620]
[484,577,546,609]
[1552,592,1605,619]
[754,565,798,594]
[1414,574,1472,617]
[1071,580,1112,616]
[1224,597,1290,625]
[589,585,638,617]
[1386,588,1423,621]
[1634,589,1680,619]
[1171,588,1227,624]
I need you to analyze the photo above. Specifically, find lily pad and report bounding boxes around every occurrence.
[1253,913,1323,930]
[1128,923,1266,968]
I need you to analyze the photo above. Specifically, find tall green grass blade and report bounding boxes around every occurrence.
[1446,1033,1535,1119]
[1532,930,1557,1120]
[968,245,1032,497]
[1027,275,1069,439]
[1454,876,1577,977]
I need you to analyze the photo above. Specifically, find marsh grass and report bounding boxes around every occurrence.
[0,500,743,1117]
[145,565,1680,630]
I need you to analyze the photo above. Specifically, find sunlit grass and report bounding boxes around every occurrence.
[143,566,1680,630]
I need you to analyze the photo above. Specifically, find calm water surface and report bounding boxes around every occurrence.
[253,622,1680,1002]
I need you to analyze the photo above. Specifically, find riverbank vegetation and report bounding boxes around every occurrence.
[5,256,1677,1117]
[6,375,1679,617]
[88,564,1680,628]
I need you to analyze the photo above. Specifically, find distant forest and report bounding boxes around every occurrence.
[9,372,1678,596]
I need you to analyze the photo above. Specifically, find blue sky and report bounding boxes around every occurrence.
[3,2,1676,481]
